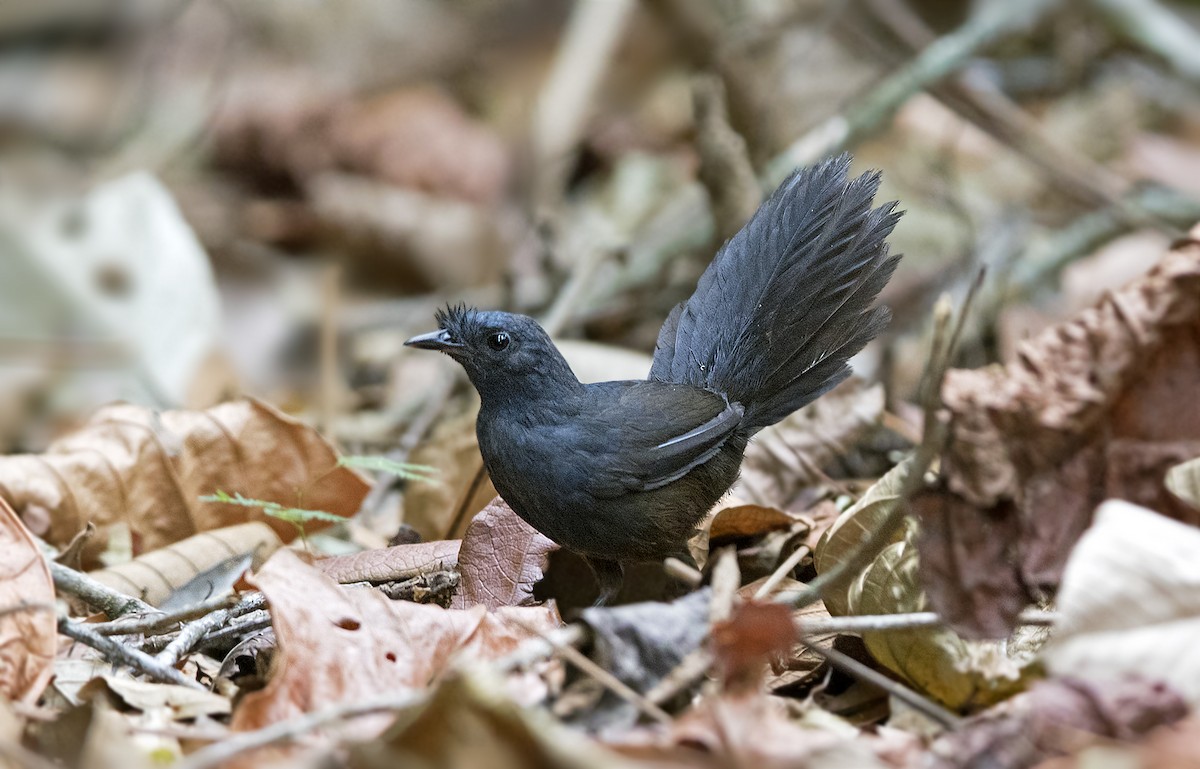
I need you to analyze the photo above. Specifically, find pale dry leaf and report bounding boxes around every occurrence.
[738,380,885,508]
[0,495,55,704]
[708,503,796,542]
[89,522,281,607]
[0,399,369,562]
[1045,500,1200,706]
[452,498,558,610]
[233,549,558,738]
[854,536,1041,710]
[317,540,461,584]
[88,676,230,720]
[1165,456,1200,510]
[813,455,913,616]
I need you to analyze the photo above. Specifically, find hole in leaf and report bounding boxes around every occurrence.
[336,618,361,631]
[385,652,397,663]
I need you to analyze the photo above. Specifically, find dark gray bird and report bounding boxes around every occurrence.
[405,154,901,604]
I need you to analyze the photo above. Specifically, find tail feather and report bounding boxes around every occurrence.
[649,153,901,431]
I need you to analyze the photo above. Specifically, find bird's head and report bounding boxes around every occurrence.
[404,305,579,399]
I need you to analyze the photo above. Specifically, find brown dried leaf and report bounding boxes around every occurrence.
[0,495,55,704]
[452,498,558,610]
[0,399,369,563]
[317,540,461,584]
[708,504,796,542]
[349,669,633,769]
[921,232,1200,637]
[233,549,560,737]
[711,601,797,692]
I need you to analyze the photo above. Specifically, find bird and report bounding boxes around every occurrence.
[405,153,902,604]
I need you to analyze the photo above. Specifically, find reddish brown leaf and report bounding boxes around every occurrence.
[708,504,796,542]
[920,233,1200,637]
[0,399,370,565]
[451,498,558,610]
[317,540,461,584]
[233,549,560,739]
[0,496,55,704]
[711,601,797,692]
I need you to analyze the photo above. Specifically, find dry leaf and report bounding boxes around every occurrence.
[612,690,895,769]
[709,504,796,542]
[233,549,559,738]
[84,676,230,720]
[853,535,1041,711]
[920,232,1200,637]
[349,669,634,769]
[0,495,55,704]
[0,399,369,563]
[711,601,797,692]
[1045,501,1200,706]
[317,540,461,584]
[813,456,913,616]
[89,522,281,607]
[929,677,1188,769]
[451,498,558,610]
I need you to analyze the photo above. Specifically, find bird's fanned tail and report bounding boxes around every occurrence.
[649,153,901,431]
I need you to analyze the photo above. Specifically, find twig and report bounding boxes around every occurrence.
[57,616,203,690]
[141,594,267,653]
[92,593,237,636]
[197,612,272,651]
[646,646,713,707]
[176,692,425,769]
[800,634,962,729]
[663,557,704,588]
[514,617,672,725]
[155,609,234,667]
[531,0,636,208]
[49,560,156,619]
[789,270,984,612]
[493,623,589,673]
[764,0,1056,185]
[798,607,1057,635]
[692,75,762,241]
[753,545,811,600]
[1090,0,1200,81]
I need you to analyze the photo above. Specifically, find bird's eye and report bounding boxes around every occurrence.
[487,331,510,351]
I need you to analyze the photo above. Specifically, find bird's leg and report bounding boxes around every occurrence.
[584,557,625,606]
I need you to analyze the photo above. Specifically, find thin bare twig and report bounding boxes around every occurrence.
[800,634,962,728]
[155,608,234,667]
[92,593,237,636]
[57,617,203,690]
[49,560,156,619]
[798,607,1057,635]
[177,692,425,769]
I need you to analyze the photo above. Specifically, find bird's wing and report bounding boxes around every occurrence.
[581,381,743,498]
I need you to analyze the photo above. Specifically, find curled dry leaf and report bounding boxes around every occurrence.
[233,549,559,739]
[317,539,461,584]
[89,522,281,608]
[853,534,1042,711]
[738,380,885,509]
[920,232,1200,638]
[1045,501,1200,706]
[451,497,558,610]
[0,399,370,563]
[0,496,55,704]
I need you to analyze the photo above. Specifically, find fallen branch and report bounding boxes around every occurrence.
[57,616,203,690]
[49,560,156,619]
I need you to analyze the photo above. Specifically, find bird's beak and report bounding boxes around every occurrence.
[404,328,463,353]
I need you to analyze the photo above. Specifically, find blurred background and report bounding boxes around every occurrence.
[1,0,1199,522]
